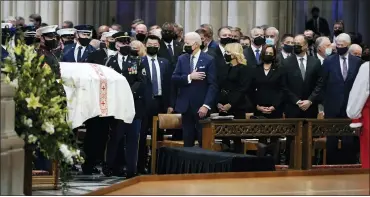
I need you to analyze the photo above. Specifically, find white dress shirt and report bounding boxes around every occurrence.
[317,53,325,65]
[218,44,225,56]
[147,55,162,95]
[339,53,349,75]
[164,40,174,54]
[74,42,86,62]
[347,62,369,119]
[281,50,290,59]
[251,44,262,57]
[107,49,117,57]
[117,53,128,70]
[296,54,308,70]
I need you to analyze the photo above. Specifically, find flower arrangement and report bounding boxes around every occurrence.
[1,40,83,189]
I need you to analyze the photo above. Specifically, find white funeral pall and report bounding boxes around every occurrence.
[60,62,135,129]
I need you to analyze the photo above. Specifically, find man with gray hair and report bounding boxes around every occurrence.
[348,44,362,58]
[319,33,362,165]
[243,26,265,67]
[265,26,279,46]
[172,32,217,147]
[315,36,332,64]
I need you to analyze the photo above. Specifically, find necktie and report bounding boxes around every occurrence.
[77,46,83,62]
[342,57,348,80]
[167,44,174,57]
[299,57,306,80]
[151,58,159,96]
[190,56,195,72]
[255,49,260,64]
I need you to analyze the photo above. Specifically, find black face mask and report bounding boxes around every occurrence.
[108,42,116,51]
[99,42,106,49]
[184,45,193,54]
[173,34,179,41]
[130,49,139,57]
[63,40,74,45]
[24,37,35,45]
[147,46,159,56]
[362,54,370,62]
[220,37,233,46]
[242,45,250,49]
[78,37,91,46]
[306,38,314,46]
[44,39,58,50]
[136,33,146,42]
[162,32,174,43]
[253,36,265,46]
[333,30,343,37]
[262,55,274,63]
[312,13,319,19]
[200,42,205,50]
[336,47,348,56]
[231,38,239,43]
[224,54,232,62]
[293,45,303,54]
[119,46,131,56]
[283,44,294,53]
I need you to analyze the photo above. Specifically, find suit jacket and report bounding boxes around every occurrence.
[87,48,108,65]
[157,39,183,70]
[208,40,218,49]
[305,17,331,37]
[172,51,218,113]
[207,46,229,85]
[243,46,258,68]
[141,56,172,113]
[320,54,362,118]
[106,54,146,119]
[281,55,322,118]
[61,43,96,62]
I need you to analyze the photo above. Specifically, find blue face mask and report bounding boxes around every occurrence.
[265,38,275,46]
[131,29,136,37]
[325,47,333,56]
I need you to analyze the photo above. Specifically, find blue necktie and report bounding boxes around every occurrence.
[77,46,83,62]
[167,44,174,57]
[151,58,159,96]
[190,56,195,72]
[255,49,260,64]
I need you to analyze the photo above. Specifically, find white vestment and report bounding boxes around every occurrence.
[60,62,135,129]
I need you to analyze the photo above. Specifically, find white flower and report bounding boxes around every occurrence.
[42,122,55,134]
[22,117,33,128]
[59,144,74,164]
[9,78,18,89]
[27,134,37,144]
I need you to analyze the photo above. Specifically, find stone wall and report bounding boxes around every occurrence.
[1,73,25,195]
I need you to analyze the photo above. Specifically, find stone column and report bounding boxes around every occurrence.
[1,74,25,195]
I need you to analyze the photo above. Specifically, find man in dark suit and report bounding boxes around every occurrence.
[172,32,218,147]
[243,27,265,67]
[305,7,330,37]
[87,30,118,65]
[137,35,172,173]
[103,31,146,178]
[331,21,345,42]
[277,33,294,65]
[61,25,96,62]
[281,34,322,119]
[200,23,218,51]
[319,33,362,165]
[304,30,317,56]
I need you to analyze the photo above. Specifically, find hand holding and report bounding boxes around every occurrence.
[298,100,312,111]
[167,107,174,114]
[221,104,231,112]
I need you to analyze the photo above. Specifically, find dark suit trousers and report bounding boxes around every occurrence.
[105,119,141,175]
[182,108,203,147]
[326,110,358,165]
[83,116,110,167]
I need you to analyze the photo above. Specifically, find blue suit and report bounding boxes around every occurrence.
[208,40,218,49]
[61,43,96,62]
[321,53,362,164]
[172,51,218,147]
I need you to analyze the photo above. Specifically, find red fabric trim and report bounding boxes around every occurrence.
[90,64,108,116]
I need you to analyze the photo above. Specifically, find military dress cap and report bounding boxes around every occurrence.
[36,25,58,36]
[1,23,13,29]
[74,24,94,34]
[102,30,118,38]
[112,31,131,42]
[57,28,77,36]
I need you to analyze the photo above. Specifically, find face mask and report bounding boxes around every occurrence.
[130,49,139,56]
[131,29,136,37]
[162,32,174,43]
[242,45,250,49]
[253,36,265,46]
[25,37,35,45]
[293,45,303,54]
[78,37,91,46]
[64,40,74,45]
[99,42,106,49]
[224,54,232,62]
[325,47,333,56]
[362,54,370,62]
[231,38,239,43]
[184,45,193,54]
[220,37,233,45]
[283,44,293,53]
[265,38,275,46]
[333,30,343,37]
[119,46,131,56]
[136,33,146,42]
[146,46,159,56]
[44,39,58,50]
[306,38,314,46]
[108,41,116,51]
[28,22,35,26]
[173,34,179,41]
[200,42,205,50]
[336,47,348,56]
[312,13,319,19]
[262,55,274,63]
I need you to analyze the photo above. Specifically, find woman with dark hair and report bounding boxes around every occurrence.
[252,45,284,118]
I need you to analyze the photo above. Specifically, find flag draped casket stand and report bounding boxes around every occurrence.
[60,62,136,128]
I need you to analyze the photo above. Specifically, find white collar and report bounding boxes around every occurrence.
[76,42,85,48]
[164,40,173,46]
[192,49,201,58]
[251,44,262,52]
[218,44,225,54]
[317,53,325,60]
[341,53,349,59]
[147,55,158,61]
[296,54,307,60]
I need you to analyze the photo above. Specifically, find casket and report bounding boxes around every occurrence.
[60,62,135,129]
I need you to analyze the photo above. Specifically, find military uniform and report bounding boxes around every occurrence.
[103,31,146,178]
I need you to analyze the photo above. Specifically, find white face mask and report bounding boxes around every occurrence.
[28,22,34,26]
[325,47,332,56]
[265,38,275,46]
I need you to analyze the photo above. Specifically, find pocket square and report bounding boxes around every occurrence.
[199,66,205,69]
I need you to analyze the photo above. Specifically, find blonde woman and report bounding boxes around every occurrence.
[130,40,147,57]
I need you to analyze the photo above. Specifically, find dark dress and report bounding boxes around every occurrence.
[218,63,251,119]
[252,63,284,118]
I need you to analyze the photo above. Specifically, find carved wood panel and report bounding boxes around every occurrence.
[213,123,297,137]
